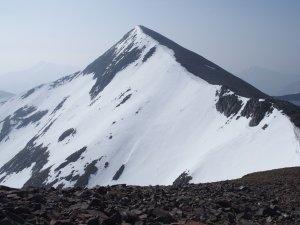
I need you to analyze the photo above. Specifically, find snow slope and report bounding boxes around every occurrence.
[0,26,300,188]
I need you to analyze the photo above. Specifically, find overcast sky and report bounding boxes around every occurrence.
[1,0,300,75]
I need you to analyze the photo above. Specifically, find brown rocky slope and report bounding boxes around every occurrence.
[0,167,300,225]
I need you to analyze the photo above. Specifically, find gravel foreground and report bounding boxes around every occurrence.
[0,167,300,225]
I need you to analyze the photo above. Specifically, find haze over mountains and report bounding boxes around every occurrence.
[0,26,299,189]
[0,91,14,102]
[0,62,78,94]
[237,66,300,96]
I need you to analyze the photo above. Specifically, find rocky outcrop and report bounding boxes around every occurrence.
[216,86,274,126]
[173,172,192,187]
[0,136,49,182]
[240,99,273,126]
[216,86,243,117]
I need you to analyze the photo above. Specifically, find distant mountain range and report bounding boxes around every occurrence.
[0,26,299,188]
[281,80,300,95]
[0,91,14,104]
[0,90,13,98]
[237,67,300,96]
[0,62,79,94]
[276,93,300,106]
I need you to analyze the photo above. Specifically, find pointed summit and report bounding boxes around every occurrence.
[0,25,300,189]
[83,25,266,99]
[139,26,266,98]
[83,25,157,99]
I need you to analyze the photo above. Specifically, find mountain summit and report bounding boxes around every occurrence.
[0,26,299,188]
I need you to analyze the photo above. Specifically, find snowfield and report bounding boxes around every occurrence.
[0,26,299,188]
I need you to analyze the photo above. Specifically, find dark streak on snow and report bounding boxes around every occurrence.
[118,88,131,100]
[112,164,125,181]
[51,97,69,115]
[142,46,156,63]
[58,128,76,142]
[116,94,132,108]
[55,147,87,172]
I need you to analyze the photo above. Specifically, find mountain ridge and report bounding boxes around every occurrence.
[0,25,299,188]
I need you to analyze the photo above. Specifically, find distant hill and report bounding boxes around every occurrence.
[0,62,79,93]
[280,80,300,95]
[0,90,13,99]
[275,93,300,106]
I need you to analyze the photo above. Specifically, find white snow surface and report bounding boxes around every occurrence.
[0,26,300,188]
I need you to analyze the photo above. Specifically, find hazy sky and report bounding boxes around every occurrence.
[1,0,300,75]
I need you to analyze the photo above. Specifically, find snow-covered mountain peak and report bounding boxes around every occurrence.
[0,26,300,188]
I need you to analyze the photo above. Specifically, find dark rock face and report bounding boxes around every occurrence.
[21,85,43,99]
[216,87,243,117]
[74,158,101,187]
[0,117,12,142]
[55,147,87,172]
[23,166,52,188]
[49,72,80,89]
[0,136,49,183]
[0,106,48,142]
[58,128,76,142]
[112,165,125,181]
[240,99,273,126]
[22,88,36,99]
[173,172,192,187]
[142,47,156,63]
[14,106,36,118]
[82,29,144,99]
[216,86,274,127]
[17,110,48,129]
[0,167,299,224]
